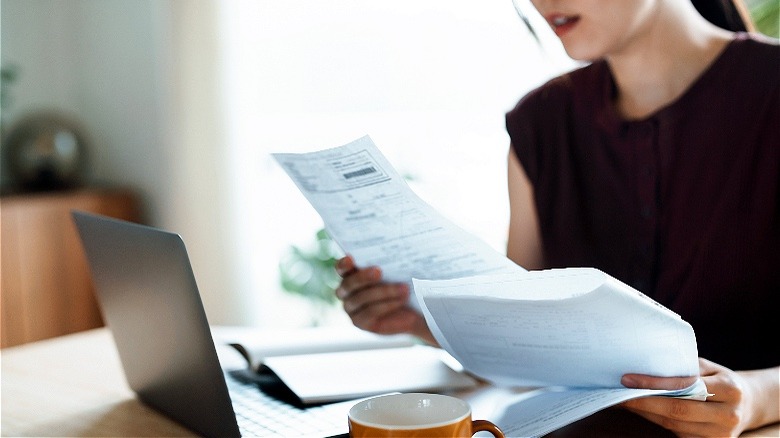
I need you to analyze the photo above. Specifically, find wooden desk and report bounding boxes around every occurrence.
[1,329,193,437]
[1,329,777,437]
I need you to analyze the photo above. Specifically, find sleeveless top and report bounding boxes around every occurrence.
[506,33,779,370]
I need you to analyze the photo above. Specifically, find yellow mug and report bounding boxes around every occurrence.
[348,393,504,438]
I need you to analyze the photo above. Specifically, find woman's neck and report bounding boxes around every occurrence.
[606,3,734,120]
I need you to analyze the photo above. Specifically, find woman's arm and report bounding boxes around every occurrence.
[506,147,545,270]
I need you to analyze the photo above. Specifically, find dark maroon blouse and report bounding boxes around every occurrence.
[506,33,779,371]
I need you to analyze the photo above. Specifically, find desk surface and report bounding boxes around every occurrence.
[2,329,777,437]
[1,329,194,437]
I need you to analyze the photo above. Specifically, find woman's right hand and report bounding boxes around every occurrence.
[334,255,437,345]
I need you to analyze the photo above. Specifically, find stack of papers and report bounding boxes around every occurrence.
[273,136,707,436]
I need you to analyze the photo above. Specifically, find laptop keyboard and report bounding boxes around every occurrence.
[227,374,350,437]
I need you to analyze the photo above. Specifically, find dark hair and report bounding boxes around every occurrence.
[690,0,754,32]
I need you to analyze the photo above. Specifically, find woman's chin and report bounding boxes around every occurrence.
[561,44,602,62]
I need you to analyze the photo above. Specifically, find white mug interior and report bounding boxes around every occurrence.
[349,393,471,429]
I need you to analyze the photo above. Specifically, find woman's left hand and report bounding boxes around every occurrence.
[620,358,777,437]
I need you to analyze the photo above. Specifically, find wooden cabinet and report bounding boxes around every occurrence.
[1,188,141,348]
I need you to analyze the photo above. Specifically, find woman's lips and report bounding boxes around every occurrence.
[547,14,580,37]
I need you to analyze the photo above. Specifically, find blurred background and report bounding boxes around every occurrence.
[1,0,776,346]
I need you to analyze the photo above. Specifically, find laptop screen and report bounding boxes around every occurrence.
[72,211,241,437]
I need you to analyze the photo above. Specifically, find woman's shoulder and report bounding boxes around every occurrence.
[705,32,780,111]
[732,31,779,52]
[725,32,779,75]
[507,61,609,123]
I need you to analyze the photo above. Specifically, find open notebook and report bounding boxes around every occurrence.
[219,325,477,405]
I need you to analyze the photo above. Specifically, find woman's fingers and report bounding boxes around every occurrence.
[335,255,356,277]
[352,305,419,335]
[335,266,382,300]
[621,374,698,391]
[333,255,420,336]
[342,283,409,315]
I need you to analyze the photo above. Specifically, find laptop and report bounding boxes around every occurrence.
[72,211,353,438]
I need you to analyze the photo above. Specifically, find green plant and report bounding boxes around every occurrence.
[1,65,20,138]
[1,65,19,110]
[747,0,779,38]
[278,228,343,324]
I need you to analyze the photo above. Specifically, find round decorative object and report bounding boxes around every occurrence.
[3,111,90,192]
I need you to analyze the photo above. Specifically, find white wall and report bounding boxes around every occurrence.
[2,0,166,212]
[1,0,574,327]
[216,0,575,327]
[1,0,240,325]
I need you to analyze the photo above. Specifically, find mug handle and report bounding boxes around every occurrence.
[471,419,504,438]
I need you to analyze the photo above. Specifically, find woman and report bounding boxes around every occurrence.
[334,0,779,436]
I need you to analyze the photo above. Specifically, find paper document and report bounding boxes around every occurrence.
[272,135,522,311]
[490,382,707,438]
[273,136,707,436]
[413,268,699,388]
[413,268,707,437]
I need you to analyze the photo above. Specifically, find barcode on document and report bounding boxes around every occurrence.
[343,167,377,179]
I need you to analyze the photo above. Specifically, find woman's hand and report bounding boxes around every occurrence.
[620,358,780,437]
[334,255,437,345]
